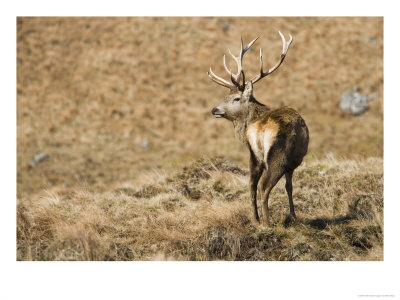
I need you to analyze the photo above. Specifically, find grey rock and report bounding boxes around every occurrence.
[340,86,369,115]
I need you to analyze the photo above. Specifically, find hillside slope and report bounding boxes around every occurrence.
[17,17,383,196]
[17,156,383,261]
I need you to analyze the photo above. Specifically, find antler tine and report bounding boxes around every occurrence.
[244,36,259,52]
[223,54,232,76]
[225,48,239,76]
[251,31,293,85]
[207,68,235,89]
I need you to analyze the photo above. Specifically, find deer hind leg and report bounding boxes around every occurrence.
[285,170,296,218]
[260,167,285,226]
[257,169,267,219]
[249,153,264,221]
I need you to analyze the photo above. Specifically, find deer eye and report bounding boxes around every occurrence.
[233,96,241,101]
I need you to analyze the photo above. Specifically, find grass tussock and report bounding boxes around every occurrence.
[17,156,383,261]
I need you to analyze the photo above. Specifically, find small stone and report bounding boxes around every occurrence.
[368,93,378,102]
[326,152,335,160]
[369,37,377,45]
[28,152,50,168]
[140,140,149,149]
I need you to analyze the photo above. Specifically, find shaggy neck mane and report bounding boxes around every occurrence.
[232,96,269,144]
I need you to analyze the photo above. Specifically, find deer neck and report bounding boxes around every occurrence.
[232,97,269,144]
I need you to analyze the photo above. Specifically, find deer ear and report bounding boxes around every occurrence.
[242,81,253,101]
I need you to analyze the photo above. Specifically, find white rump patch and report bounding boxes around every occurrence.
[247,122,278,163]
[262,129,277,161]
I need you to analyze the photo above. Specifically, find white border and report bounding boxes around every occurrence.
[2,1,399,299]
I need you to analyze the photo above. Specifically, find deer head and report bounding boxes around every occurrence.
[209,32,293,121]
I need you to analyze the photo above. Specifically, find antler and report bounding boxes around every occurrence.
[223,37,258,90]
[207,37,258,90]
[207,32,293,90]
[250,31,293,84]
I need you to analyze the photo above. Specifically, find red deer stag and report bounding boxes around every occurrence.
[208,32,309,225]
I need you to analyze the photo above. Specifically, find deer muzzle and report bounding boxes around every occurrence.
[211,107,225,118]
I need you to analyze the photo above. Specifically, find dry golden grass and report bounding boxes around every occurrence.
[17,17,383,261]
[17,156,383,261]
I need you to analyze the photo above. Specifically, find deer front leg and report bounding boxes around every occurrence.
[249,152,264,221]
